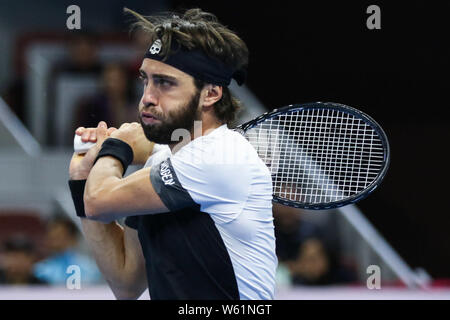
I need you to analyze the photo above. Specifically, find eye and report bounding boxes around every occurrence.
[154,78,174,87]
[139,75,148,86]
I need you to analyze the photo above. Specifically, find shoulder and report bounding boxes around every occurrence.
[164,126,272,221]
[173,125,262,167]
[144,144,171,168]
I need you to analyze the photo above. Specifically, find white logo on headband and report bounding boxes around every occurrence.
[149,39,162,55]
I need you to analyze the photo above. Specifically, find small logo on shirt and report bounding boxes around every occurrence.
[160,161,175,185]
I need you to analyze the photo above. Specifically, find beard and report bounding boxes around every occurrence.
[139,90,201,144]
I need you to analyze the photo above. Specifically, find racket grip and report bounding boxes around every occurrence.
[74,134,166,157]
[74,134,96,154]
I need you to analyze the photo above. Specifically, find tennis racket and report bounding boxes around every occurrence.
[235,102,390,210]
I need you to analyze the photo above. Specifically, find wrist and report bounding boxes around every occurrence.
[94,138,133,175]
[69,153,92,180]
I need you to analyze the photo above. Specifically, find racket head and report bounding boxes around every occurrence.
[236,102,390,210]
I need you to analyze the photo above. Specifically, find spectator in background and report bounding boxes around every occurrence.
[33,215,103,285]
[48,31,104,145]
[273,203,323,262]
[2,30,103,135]
[273,203,323,286]
[71,62,138,136]
[287,237,356,286]
[0,235,46,285]
[273,203,356,286]
[55,31,102,76]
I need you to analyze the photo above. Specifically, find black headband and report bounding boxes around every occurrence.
[143,39,246,86]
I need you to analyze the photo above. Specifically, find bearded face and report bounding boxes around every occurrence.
[139,89,201,144]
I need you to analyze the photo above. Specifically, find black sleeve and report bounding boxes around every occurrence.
[150,158,197,211]
[124,159,197,229]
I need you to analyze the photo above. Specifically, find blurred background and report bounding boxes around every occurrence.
[0,0,449,299]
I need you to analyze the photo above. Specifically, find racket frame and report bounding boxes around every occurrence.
[235,102,390,210]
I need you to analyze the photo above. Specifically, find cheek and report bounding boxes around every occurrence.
[155,98,177,119]
[138,98,145,112]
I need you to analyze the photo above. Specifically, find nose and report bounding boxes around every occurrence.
[141,83,159,108]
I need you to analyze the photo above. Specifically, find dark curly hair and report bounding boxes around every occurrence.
[124,7,249,125]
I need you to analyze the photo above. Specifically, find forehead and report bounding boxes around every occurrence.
[140,58,193,82]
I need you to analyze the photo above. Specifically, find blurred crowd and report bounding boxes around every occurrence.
[0,205,358,288]
[273,204,357,287]
[2,29,151,146]
[0,213,102,286]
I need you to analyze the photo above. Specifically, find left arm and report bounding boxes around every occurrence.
[84,123,168,222]
[84,157,168,222]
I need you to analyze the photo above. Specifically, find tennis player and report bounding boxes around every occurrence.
[68,8,277,300]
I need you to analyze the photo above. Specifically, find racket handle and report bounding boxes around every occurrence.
[74,133,167,157]
[73,134,96,154]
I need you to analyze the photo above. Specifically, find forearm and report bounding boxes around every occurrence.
[80,219,125,281]
[71,158,141,297]
[84,156,123,219]
[87,156,123,189]
[70,172,146,299]
[84,156,164,220]
[80,219,143,299]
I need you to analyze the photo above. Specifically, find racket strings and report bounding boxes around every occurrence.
[245,108,385,205]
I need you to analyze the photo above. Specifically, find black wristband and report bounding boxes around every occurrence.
[68,179,87,218]
[94,138,134,175]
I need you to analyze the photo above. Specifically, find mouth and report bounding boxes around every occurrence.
[141,112,160,125]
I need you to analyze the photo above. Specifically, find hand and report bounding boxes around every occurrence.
[109,122,155,165]
[69,122,116,180]
[75,123,118,144]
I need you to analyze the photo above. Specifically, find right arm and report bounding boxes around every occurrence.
[69,122,148,299]
[80,220,147,300]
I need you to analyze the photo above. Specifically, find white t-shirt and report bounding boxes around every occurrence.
[137,125,277,300]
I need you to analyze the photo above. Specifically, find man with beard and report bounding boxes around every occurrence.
[68,8,277,300]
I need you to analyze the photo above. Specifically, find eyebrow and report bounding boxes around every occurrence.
[139,69,178,82]
[138,69,147,78]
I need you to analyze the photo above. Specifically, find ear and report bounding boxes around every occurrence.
[202,85,222,107]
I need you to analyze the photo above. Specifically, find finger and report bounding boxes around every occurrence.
[119,123,129,129]
[107,127,118,135]
[89,130,97,142]
[91,121,108,142]
[75,127,85,135]
[96,121,108,144]
[81,129,92,142]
